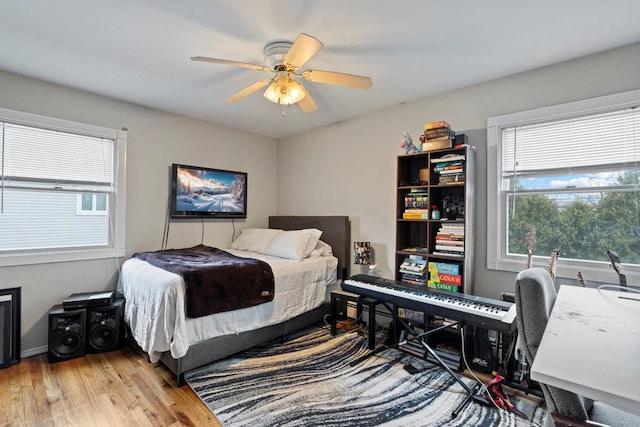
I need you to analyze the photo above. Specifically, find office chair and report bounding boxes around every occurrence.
[514,268,640,427]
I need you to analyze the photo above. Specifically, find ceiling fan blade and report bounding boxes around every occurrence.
[283,33,323,69]
[302,69,372,90]
[226,79,270,103]
[191,56,269,72]
[298,85,318,113]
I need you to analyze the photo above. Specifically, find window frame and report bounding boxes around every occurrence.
[0,107,126,266]
[76,193,109,216]
[487,89,640,284]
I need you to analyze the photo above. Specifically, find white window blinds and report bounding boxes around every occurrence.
[0,113,124,260]
[2,123,114,187]
[502,107,639,177]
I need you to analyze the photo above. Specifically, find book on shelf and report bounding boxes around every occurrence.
[424,128,456,140]
[435,246,464,255]
[404,191,428,209]
[431,154,466,164]
[401,276,427,286]
[422,138,453,152]
[398,341,427,359]
[438,175,465,185]
[426,352,462,371]
[437,167,464,175]
[435,341,461,355]
[399,255,427,273]
[436,165,464,176]
[399,338,464,358]
[435,236,464,244]
[436,228,464,235]
[428,262,460,275]
[434,244,464,251]
[428,281,459,293]
[439,223,464,231]
[432,251,465,258]
[403,209,429,219]
[429,272,462,286]
[436,242,464,250]
[424,120,451,130]
[401,247,429,254]
[427,341,463,367]
[435,235,464,242]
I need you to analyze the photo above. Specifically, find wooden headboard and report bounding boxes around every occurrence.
[269,216,350,279]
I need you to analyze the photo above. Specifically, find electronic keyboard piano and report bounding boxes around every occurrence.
[343,274,517,335]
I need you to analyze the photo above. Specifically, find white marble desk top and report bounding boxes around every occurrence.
[530,285,640,416]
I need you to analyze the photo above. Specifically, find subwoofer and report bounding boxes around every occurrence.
[48,305,86,363]
[86,298,124,353]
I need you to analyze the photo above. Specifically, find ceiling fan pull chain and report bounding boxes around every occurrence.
[282,105,286,117]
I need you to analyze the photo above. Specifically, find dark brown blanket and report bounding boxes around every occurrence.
[133,245,275,318]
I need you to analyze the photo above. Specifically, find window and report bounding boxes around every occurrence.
[76,193,108,215]
[0,108,126,266]
[487,89,640,284]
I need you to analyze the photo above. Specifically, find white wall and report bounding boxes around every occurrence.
[5,41,640,355]
[277,42,640,298]
[0,70,277,354]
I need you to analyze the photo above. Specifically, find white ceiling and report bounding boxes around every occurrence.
[2,1,640,139]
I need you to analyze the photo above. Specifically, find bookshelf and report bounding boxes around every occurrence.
[395,138,476,369]
[395,139,475,294]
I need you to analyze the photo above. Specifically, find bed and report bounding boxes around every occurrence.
[119,216,350,385]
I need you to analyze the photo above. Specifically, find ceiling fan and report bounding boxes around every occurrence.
[191,33,373,112]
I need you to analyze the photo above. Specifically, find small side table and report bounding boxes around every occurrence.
[330,289,379,349]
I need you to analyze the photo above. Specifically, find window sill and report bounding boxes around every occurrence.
[488,256,639,287]
[0,247,125,267]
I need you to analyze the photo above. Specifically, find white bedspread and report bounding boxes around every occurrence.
[119,249,337,362]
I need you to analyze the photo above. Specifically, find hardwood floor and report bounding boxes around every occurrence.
[0,344,221,426]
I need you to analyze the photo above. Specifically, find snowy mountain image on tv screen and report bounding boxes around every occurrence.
[176,166,245,213]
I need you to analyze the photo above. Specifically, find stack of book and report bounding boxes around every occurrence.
[403,190,429,219]
[397,339,462,371]
[398,340,427,359]
[422,121,456,152]
[431,154,465,185]
[399,254,427,286]
[426,341,463,371]
[428,261,462,292]
[433,224,465,257]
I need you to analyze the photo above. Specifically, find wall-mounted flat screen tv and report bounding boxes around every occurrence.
[170,163,247,219]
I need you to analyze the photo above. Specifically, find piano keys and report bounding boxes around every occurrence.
[343,274,516,335]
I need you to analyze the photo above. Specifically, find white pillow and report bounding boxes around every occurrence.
[230,228,283,253]
[309,240,333,257]
[264,228,323,260]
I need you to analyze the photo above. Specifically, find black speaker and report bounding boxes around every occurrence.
[86,299,124,353]
[48,305,86,363]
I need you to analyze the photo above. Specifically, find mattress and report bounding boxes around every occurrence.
[119,249,338,362]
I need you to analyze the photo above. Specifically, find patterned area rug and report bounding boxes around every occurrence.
[185,326,545,427]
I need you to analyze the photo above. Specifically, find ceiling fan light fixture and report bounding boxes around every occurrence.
[263,71,305,106]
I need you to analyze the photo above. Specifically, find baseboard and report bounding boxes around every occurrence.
[21,345,48,358]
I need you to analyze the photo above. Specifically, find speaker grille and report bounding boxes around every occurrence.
[89,325,116,349]
[52,331,83,356]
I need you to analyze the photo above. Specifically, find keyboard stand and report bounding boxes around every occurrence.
[349,303,489,418]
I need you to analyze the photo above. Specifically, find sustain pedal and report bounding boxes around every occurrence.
[404,364,420,374]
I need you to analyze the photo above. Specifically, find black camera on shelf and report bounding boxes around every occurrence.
[443,196,464,220]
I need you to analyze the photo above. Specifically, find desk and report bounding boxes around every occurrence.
[530,285,640,417]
